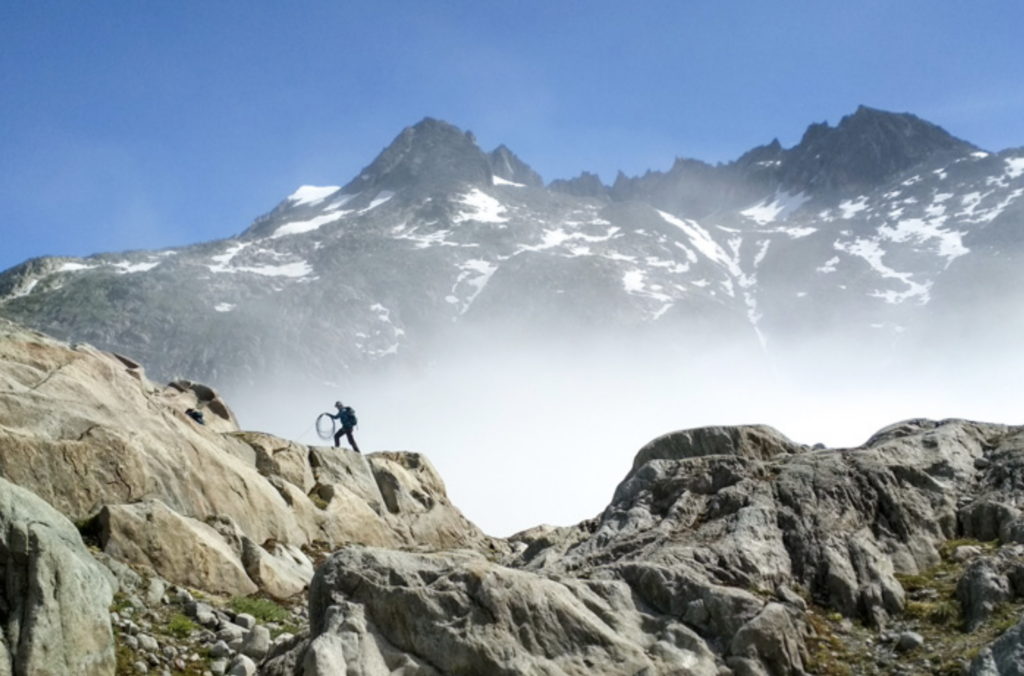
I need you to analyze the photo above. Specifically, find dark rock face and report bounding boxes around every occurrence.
[778,106,978,195]
[489,144,544,187]
[344,117,495,195]
[549,171,609,198]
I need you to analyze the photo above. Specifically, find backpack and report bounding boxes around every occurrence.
[340,406,358,428]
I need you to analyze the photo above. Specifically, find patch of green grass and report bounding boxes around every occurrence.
[114,642,135,676]
[167,613,197,639]
[990,603,1019,635]
[229,595,291,624]
[110,592,133,615]
[804,609,860,676]
[905,599,960,626]
[937,538,999,559]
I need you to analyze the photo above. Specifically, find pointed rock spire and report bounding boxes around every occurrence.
[343,118,494,194]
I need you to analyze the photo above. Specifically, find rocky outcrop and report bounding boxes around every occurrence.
[0,317,497,605]
[0,477,115,676]
[269,418,1024,675]
[264,546,721,676]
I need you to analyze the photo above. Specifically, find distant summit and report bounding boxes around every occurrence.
[343,117,495,194]
[489,145,544,187]
[779,105,978,194]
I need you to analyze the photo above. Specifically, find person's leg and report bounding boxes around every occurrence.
[345,428,361,454]
[334,428,343,448]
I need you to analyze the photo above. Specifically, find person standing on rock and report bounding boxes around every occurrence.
[329,401,361,453]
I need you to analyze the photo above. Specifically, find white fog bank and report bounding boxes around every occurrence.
[230,337,1023,538]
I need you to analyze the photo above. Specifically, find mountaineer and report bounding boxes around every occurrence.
[329,401,361,453]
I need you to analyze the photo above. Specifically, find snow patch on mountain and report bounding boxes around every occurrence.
[1005,157,1024,179]
[453,189,508,224]
[741,191,810,225]
[234,262,312,278]
[878,217,967,266]
[657,211,733,271]
[779,226,817,238]
[839,197,869,219]
[288,186,340,207]
[112,261,161,274]
[447,259,498,314]
[834,238,930,304]
[492,176,525,188]
[392,223,464,249]
[362,191,395,213]
[214,303,236,313]
[957,188,1023,223]
[272,212,347,239]
[58,262,98,273]
[208,242,312,278]
[359,303,404,358]
[621,269,674,320]
[818,256,840,273]
[9,279,39,298]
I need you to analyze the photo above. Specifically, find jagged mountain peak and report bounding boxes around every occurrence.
[488,144,544,187]
[343,117,494,194]
[780,105,978,194]
[549,171,609,199]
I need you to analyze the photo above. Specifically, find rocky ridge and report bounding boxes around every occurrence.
[4,318,1024,674]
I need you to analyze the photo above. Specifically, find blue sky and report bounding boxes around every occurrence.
[2,1,1024,274]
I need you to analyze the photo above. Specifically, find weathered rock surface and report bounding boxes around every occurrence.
[265,546,720,676]
[269,419,1024,675]
[0,317,497,603]
[0,477,115,675]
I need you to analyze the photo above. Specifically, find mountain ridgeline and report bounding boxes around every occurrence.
[1,106,1023,397]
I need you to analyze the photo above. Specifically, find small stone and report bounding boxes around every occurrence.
[137,634,160,652]
[145,577,168,606]
[240,625,271,662]
[953,545,982,563]
[271,633,294,649]
[233,613,257,630]
[196,609,219,628]
[975,457,992,469]
[216,624,246,643]
[162,645,177,659]
[775,585,807,611]
[228,654,257,676]
[895,631,924,653]
[123,635,139,651]
[209,660,229,676]
[133,661,148,674]
[210,640,232,659]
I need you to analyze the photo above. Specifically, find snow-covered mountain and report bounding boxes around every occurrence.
[2,107,1022,395]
